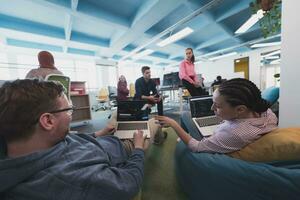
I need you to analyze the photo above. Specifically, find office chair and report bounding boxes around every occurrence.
[107,86,117,109]
[94,88,109,111]
[45,74,71,99]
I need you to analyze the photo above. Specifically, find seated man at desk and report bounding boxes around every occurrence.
[134,66,163,116]
[134,66,167,144]
[0,79,146,200]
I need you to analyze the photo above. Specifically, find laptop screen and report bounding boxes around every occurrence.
[190,96,215,118]
[117,100,149,121]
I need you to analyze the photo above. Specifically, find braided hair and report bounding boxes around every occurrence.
[218,78,270,113]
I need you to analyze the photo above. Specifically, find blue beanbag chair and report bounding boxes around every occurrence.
[175,141,300,200]
[261,86,280,105]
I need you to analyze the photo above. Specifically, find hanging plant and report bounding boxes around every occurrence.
[250,0,282,38]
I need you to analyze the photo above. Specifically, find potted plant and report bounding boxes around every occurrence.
[250,0,282,38]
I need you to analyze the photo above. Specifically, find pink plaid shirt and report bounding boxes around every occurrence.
[188,109,278,153]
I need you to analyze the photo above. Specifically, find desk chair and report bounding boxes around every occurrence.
[95,88,109,111]
[108,86,117,109]
[45,74,71,99]
[129,83,135,97]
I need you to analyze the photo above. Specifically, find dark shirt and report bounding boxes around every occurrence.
[134,77,157,99]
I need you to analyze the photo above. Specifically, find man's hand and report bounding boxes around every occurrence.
[94,124,115,137]
[148,95,157,103]
[133,130,146,149]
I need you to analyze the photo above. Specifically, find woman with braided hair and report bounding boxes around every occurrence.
[155,78,278,153]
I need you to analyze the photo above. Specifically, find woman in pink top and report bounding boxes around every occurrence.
[156,78,278,153]
[179,48,204,96]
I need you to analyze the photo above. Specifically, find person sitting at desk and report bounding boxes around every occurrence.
[211,75,225,87]
[25,51,63,79]
[134,66,163,115]
[0,79,146,200]
[117,75,129,101]
[134,66,167,144]
[156,78,278,153]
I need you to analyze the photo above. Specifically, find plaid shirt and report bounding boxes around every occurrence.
[188,109,278,153]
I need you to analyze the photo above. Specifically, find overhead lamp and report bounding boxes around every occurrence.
[270,59,281,64]
[132,49,154,60]
[264,56,280,60]
[209,52,237,61]
[235,9,264,34]
[251,41,281,48]
[262,50,281,58]
[156,27,194,47]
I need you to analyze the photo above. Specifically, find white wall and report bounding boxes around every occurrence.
[193,46,280,89]
[279,0,300,127]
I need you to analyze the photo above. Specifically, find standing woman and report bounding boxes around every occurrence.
[179,48,203,96]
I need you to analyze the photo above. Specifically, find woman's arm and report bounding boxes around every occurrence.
[155,116,192,145]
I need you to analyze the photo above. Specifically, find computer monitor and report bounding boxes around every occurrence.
[151,78,160,86]
[163,73,173,86]
[172,72,181,87]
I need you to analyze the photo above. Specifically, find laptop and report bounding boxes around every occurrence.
[114,100,150,139]
[189,96,222,137]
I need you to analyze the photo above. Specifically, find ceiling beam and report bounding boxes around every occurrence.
[27,0,129,30]
[63,0,78,53]
[103,0,187,58]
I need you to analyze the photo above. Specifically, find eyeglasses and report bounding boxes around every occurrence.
[49,105,76,115]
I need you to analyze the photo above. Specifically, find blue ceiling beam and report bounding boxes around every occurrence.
[77,1,130,28]
[27,0,129,30]
[0,14,65,39]
[104,0,186,58]
[215,1,251,22]
[151,52,170,59]
[112,55,122,60]
[70,31,109,47]
[195,33,229,50]
[7,38,63,52]
[67,47,95,56]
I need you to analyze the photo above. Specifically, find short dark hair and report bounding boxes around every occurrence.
[141,66,150,74]
[217,76,222,81]
[0,79,64,141]
[218,78,270,113]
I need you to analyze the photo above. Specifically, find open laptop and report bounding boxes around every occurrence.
[189,96,222,137]
[114,100,150,139]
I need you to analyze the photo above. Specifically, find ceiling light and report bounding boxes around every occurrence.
[132,49,154,60]
[262,50,281,58]
[270,59,281,64]
[156,27,194,47]
[264,56,280,60]
[251,42,281,48]
[235,9,264,34]
[209,52,237,61]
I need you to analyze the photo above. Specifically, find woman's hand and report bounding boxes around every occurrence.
[154,115,177,127]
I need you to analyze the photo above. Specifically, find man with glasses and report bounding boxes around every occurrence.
[0,79,146,200]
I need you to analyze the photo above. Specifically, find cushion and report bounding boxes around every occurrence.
[228,128,300,162]
[261,86,280,105]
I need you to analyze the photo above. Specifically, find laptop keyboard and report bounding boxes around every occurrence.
[117,123,148,130]
[195,116,221,127]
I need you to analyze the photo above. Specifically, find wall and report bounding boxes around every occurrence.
[279,0,300,127]
[193,45,280,88]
